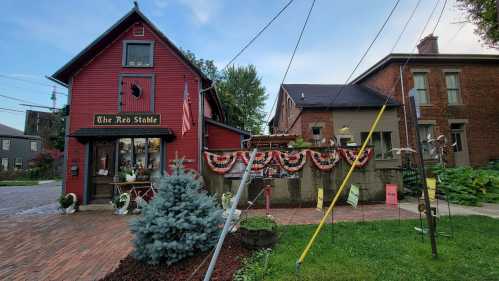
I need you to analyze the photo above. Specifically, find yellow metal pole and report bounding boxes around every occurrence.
[297,104,387,266]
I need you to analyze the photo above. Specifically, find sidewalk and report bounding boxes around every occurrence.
[245,204,419,225]
[399,199,499,219]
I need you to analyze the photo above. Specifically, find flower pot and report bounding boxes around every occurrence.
[126,174,136,182]
[240,228,278,249]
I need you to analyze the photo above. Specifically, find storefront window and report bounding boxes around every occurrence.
[118,138,161,176]
[147,138,161,170]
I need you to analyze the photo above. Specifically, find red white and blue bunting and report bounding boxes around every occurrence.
[275,150,308,173]
[204,148,375,174]
[204,151,239,174]
[339,148,374,168]
[308,149,340,171]
[240,150,274,171]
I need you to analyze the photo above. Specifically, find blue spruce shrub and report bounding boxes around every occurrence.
[129,159,223,265]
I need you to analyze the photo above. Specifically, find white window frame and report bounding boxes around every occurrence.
[2,139,10,151]
[412,72,430,105]
[14,158,22,170]
[444,72,462,105]
[30,141,38,152]
[122,40,154,67]
[1,158,8,171]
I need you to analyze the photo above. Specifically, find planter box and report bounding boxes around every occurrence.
[240,228,278,249]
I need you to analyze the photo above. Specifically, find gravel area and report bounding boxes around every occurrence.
[0,180,61,216]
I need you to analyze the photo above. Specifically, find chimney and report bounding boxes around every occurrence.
[417,34,439,54]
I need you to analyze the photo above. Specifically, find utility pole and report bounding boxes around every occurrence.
[409,95,438,258]
[51,86,57,113]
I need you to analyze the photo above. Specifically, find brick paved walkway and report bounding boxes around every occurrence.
[245,204,418,225]
[0,212,132,281]
[0,204,418,280]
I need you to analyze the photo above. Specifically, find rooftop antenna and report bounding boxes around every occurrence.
[133,1,139,10]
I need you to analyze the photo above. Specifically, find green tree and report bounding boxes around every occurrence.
[458,0,499,48]
[182,50,268,134]
[217,65,267,134]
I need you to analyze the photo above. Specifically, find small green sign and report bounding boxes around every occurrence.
[347,184,359,208]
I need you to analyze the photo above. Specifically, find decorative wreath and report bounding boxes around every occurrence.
[309,149,340,171]
[204,151,239,174]
[276,150,307,173]
[240,150,273,171]
[339,148,374,168]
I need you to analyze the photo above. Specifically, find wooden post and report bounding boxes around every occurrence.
[409,96,438,258]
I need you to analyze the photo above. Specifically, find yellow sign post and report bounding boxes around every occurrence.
[316,186,324,211]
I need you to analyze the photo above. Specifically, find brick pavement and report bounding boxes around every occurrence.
[245,204,418,225]
[0,212,132,281]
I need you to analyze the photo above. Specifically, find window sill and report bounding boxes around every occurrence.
[448,103,464,106]
[418,104,432,107]
[123,65,154,68]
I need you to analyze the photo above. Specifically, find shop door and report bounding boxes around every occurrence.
[451,124,470,166]
[90,140,116,203]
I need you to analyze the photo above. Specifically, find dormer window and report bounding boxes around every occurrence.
[123,40,154,67]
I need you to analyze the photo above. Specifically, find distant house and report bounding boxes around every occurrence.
[270,84,401,168]
[24,110,59,150]
[0,123,41,171]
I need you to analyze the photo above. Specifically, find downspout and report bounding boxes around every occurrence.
[198,80,204,172]
[62,77,73,195]
[399,65,410,148]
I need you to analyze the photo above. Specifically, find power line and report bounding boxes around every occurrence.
[265,0,317,125]
[224,0,296,70]
[0,107,24,113]
[329,0,401,106]
[0,93,48,107]
[431,0,448,34]
[390,0,423,53]
[0,74,68,96]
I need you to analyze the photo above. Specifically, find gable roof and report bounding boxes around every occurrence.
[205,118,250,137]
[49,4,225,121]
[50,5,210,86]
[352,53,499,84]
[0,123,40,139]
[283,84,399,109]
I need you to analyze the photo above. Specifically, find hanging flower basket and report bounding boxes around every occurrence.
[309,149,340,171]
[240,151,274,171]
[204,151,239,174]
[275,150,307,173]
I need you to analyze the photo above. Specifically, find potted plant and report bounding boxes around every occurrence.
[239,216,278,249]
[58,193,77,214]
[122,167,136,182]
[111,193,131,215]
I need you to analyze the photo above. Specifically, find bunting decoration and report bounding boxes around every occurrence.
[339,148,374,168]
[309,149,340,171]
[276,150,307,173]
[240,150,273,171]
[204,151,238,174]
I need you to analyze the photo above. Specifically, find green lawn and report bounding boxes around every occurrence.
[236,216,499,281]
[0,180,38,186]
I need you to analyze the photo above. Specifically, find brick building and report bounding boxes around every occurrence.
[354,35,499,167]
[271,35,499,168]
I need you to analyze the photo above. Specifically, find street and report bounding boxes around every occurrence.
[0,181,61,216]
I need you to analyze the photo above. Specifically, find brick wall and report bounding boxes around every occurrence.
[360,61,499,167]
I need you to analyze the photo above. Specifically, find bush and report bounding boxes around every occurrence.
[58,194,74,209]
[433,165,499,206]
[129,159,223,265]
[234,248,272,281]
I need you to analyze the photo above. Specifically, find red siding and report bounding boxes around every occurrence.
[67,20,202,202]
[206,123,243,149]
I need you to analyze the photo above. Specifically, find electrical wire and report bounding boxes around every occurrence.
[0,74,68,96]
[0,93,48,107]
[390,0,423,53]
[265,0,317,126]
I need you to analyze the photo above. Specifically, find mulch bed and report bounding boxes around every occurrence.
[100,233,252,281]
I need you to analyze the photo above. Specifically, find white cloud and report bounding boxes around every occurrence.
[178,0,221,24]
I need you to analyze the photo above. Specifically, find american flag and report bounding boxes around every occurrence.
[181,80,192,136]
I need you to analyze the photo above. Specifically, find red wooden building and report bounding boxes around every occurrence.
[50,5,249,204]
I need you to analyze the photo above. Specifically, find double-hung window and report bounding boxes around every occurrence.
[2,139,10,151]
[413,72,430,105]
[417,124,434,159]
[360,131,393,160]
[123,41,153,67]
[445,72,461,105]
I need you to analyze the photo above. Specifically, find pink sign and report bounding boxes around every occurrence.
[385,184,398,207]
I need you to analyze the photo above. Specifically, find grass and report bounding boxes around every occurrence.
[0,180,39,186]
[240,216,277,231]
[236,216,499,281]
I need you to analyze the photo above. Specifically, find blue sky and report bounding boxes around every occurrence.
[0,0,497,131]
